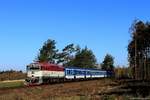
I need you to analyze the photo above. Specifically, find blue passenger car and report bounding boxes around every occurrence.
[65,67,86,79]
[65,67,107,79]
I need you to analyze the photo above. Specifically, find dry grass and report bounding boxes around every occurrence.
[0,79,119,100]
[0,70,26,81]
[0,79,138,100]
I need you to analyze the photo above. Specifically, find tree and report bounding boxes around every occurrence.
[128,20,150,80]
[68,47,97,68]
[36,39,97,69]
[37,39,58,63]
[101,54,114,71]
[56,44,80,65]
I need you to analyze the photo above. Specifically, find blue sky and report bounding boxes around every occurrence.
[0,0,150,71]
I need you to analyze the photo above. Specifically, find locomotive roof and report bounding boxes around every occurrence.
[28,62,62,67]
[28,62,64,70]
[39,63,63,67]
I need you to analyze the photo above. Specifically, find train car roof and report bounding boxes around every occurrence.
[65,66,106,71]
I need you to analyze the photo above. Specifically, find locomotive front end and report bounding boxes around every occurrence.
[25,63,43,85]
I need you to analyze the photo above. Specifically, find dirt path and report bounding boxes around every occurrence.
[0,79,24,83]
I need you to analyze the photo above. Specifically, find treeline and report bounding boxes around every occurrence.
[36,39,115,71]
[0,70,26,81]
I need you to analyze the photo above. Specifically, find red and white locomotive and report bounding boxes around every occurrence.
[26,62,65,85]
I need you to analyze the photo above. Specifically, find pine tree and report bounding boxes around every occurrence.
[68,47,97,68]
[37,39,58,63]
[56,44,80,65]
[101,54,114,71]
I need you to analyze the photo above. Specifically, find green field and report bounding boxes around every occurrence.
[0,80,24,89]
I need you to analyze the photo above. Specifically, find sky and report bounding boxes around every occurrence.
[0,0,150,71]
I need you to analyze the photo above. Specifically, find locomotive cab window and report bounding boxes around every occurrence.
[30,67,39,70]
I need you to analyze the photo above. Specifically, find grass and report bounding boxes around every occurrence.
[0,79,143,100]
[0,80,24,89]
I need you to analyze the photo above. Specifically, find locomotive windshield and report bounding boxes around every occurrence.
[29,67,39,70]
